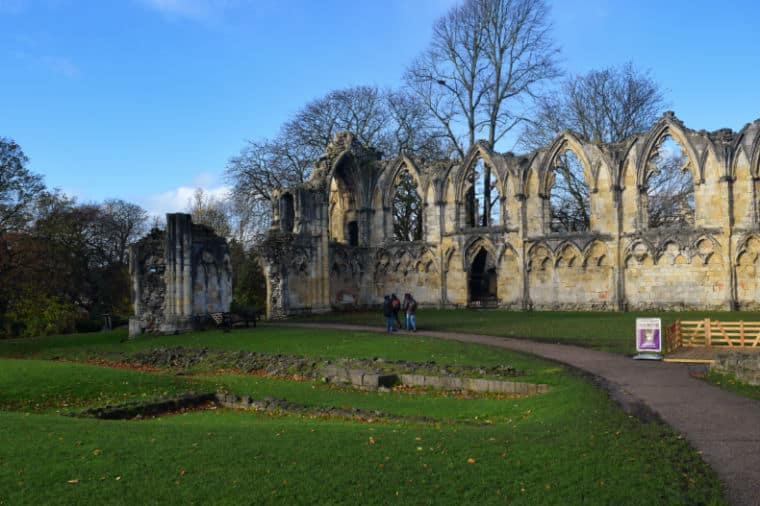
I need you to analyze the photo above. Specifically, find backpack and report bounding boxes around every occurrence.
[392,298,400,310]
[410,300,417,312]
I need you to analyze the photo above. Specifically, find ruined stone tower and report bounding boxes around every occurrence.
[129,213,232,336]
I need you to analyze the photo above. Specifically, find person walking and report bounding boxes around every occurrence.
[382,295,395,332]
[402,293,417,332]
[391,293,402,330]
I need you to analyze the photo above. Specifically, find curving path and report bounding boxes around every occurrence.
[273,322,760,506]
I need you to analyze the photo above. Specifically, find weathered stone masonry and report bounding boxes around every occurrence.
[129,213,232,336]
[260,113,760,317]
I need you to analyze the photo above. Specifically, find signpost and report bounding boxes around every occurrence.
[634,317,662,360]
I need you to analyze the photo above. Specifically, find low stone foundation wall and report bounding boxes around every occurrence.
[322,365,548,395]
[711,351,760,385]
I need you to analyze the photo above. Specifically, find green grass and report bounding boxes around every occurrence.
[704,370,760,400]
[0,327,554,377]
[0,395,723,505]
[0,327,727,504]
[293,308,760,354]
[0,359,198,412]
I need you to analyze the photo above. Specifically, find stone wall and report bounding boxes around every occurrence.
[260,114,760,317]
[129,213,232,336]
[711,352,760,385]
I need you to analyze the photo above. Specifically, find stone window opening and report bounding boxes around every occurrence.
[547,149,590,233]
[391,167,423,241]
[645,135,695,229]
[347,221,359,247]
[468,248,498,305]
[464,158,501,228]
[280,193,295,233]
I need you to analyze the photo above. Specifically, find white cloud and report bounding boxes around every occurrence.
[140,184,231,219]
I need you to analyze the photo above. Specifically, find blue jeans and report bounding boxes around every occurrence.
[405,313,416,331]
[385,316,395,332]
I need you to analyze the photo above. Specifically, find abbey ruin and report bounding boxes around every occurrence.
[259,113,760,318]
[129,213,232,336]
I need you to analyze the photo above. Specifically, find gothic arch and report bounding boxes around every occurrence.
[624,240,655,266]
[379,156,425,208]
[582,240,609,268]
[636,117,702,187]
[539,132,596,195]
[464,236,499,269]
[527,242,554,271]
[736,235,760,265]
[450,142,502,197]
[555,241,583,269]
[497,242,520,264]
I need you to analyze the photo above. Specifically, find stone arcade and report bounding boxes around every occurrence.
[129,213,232,336]
[259,113,760,318]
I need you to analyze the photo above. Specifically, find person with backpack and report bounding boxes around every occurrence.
[402,292,417,332]
[391,293,402,330]
[382,295,395,332]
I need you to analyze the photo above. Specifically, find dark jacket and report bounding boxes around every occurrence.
[382,299,393,317]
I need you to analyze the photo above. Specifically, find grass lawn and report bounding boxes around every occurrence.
[292,308,760,355]
[0,327,727,504]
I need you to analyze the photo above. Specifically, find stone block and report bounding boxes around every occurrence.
[348,369,365,387]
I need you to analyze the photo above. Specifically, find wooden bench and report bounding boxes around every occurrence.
[208,312,232,332]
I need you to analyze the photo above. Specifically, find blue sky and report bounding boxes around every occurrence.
[1,0,759,216]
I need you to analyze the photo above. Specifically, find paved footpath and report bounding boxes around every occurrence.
[276,322,760,506]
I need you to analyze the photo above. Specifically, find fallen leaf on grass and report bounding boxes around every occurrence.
[369,437,375,445]
[179,469,186,477]
[67,480,79,484]
[467,458,476,464]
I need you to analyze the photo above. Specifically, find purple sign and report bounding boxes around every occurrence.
[636,318,662,353]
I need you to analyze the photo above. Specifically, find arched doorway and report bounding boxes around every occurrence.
[468,249,498,307]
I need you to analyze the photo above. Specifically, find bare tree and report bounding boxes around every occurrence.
[647,138,694,228]
[520,63,666,233]
[547,152,589,232]
[521,62,665,149]
[406,0,559,155]
[227,85,448,242]
[188,188,232,238]
[405,1,488,160]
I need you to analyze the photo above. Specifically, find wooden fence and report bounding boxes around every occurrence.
[664,318,760,353]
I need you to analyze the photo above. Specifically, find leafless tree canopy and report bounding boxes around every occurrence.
[519,63,666,233]
[520,62,666,150]
[406,0,560,158]
[547,151,589,232]
[226,85,446,241]
[188,188,232,238]
[647,137,695,228]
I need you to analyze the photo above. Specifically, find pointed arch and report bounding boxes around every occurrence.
[583,240,610,268]
[636,118,701,187]
[736,235,760,265]
[527,242,554,271]
[379,156,424,208]
[554,241,583,268]
[464,236,499,268]
[539,132,595,195]
[454,143,505,228]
